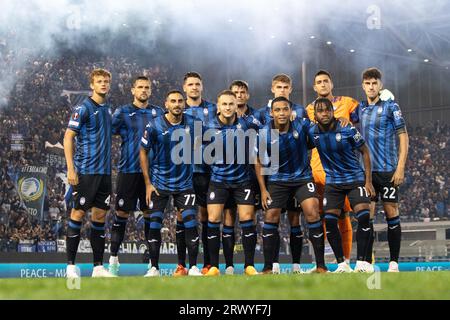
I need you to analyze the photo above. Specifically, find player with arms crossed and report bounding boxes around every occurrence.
[140,90,201,277]
[64,68,116,278]
[108,76,164,276]
[351,68,409,272]
[255,97,327,274]
[308,98,375,273]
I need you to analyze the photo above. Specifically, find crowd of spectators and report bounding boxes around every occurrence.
[0,45,448,252]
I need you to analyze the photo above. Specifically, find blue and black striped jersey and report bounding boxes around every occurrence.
[112,104,165,173]
[203,115,262,185]
[308,121,366,185]
[67,97,112,175]
[140,114,196,192]
[351,99,406,172]
[184,100,217,174]
[259,118,313,183]
[254,101,307,125]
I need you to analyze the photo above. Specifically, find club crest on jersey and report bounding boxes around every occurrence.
[323,197,327,207]
[353,131,362,142]
[377,106,383,114]
[185,126,190,134]
[293,130,299,139]
[292,110,297,118]
[203,108,209,116]
[236,123,242,129]
[118,199,124,207]
[152,109,157,116]
[73,112,79,120]
[148,201,153,209]
[209,192,215,200]
[335,133,342,142]
[143,130,148,139]
[80,197,86,206]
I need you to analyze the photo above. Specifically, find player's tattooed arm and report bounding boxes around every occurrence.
[358,144,375,197]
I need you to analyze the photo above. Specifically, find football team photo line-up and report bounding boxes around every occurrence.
[63,67,408,278]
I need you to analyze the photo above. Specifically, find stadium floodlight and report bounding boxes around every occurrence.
[407,48,413,52]
[326,41,332,45]
[424,59,430,62]
[350,49,355,53]
[287,42,292,45]
[310,35,315,39]
[248,26,253,31]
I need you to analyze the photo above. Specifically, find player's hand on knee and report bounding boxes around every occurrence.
[67,169,78,186]
[261,189,272,211]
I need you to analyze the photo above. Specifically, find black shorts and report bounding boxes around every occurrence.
[73,174,111,211]
[115,173,148,212]
[148,189,196,213]
[193,173,210,208]
[207,181,255,206]
[323,182,370,211]
[372,171,399,203]
[267,180,317,211]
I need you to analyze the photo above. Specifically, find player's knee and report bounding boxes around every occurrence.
[70,209,85,221]
[116,210,129,218]
[223,210,236,227]
[149,211,163,230]
[384,203,399,218]
[355,209,370,226]
[288,210,300,226]
[182,209,197,229]
[91,210,107,223]
[264,209,280,224]
[324,213,339,230]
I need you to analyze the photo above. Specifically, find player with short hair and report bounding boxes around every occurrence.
[255,96,327,274]
[64,68,116,278]
[204,90,262,276]
[351,68,409,272]
[215,80,261,275]
[308,98,375,273]
[139,90,201,277]
[255,73,307,274]
[181,72,218,275]
[306,70,359,264]
[108,76,165,276]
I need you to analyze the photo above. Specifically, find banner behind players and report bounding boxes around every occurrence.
[17,166,48,220]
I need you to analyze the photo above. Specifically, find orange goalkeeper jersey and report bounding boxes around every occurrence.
[306,96,359,174]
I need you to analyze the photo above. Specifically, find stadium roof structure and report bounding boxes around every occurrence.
[292,1,450,68]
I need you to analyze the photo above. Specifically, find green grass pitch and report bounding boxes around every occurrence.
[1,272,449,300]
